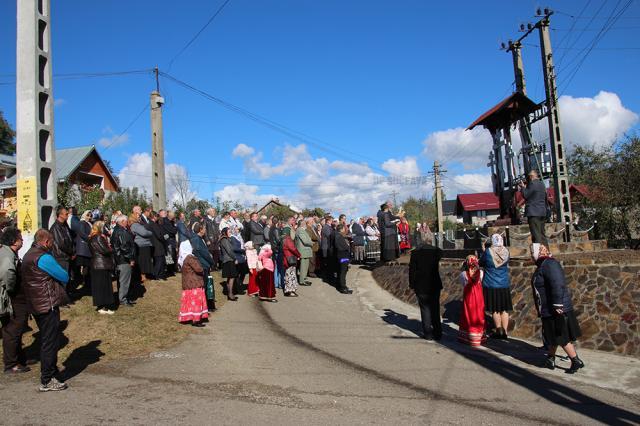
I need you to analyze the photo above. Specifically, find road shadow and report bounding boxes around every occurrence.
[60,340,104,381]
[379,308,640,425]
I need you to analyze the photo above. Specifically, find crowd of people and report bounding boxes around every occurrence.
[0,196,586,392]
[409,231,585,374]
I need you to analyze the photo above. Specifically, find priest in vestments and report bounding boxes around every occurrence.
[379,202,401,262]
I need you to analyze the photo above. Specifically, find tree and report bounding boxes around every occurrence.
[213,197,244,214]
[58,183,105,214]
[567,135,640,242]
[401,196,436,227]
[0,110,16,155]
[103,187,150,215]
[301,207,328,218]
[183,198,212,217]
[170,170,193,211]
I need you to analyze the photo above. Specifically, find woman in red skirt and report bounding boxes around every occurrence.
[398,217,411,253]
[177,241,209,327]
[245,241,260,297]
[458,255,486,346]
[257,244,277,302]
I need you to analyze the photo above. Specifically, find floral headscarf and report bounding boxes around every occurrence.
[489,233,510,268]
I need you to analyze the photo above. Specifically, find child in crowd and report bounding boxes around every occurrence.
[245,241,259,297]
[257,244,277,302]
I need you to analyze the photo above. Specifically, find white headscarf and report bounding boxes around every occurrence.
[178,240,193,267]
[488,233,509,267]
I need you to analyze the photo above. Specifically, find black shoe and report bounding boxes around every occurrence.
[421,333,434,341]
[338,287,353,294]
[4,365,31,374]
[192,322,206,328]
[227,296,238,301]
[544,355,556,370]
[299,281,312,286]
[566,356,585,374]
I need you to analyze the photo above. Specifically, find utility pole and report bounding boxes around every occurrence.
[16,0,57,238]
[389,190,399,209]
[508,40,536,174]
[538,11,572,232]
[432,161,446,249]
[150,67,167,211]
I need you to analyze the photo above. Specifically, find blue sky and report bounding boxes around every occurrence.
[1,0,639,215]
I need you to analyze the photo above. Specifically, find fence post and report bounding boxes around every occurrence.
[593,220,599,240]
[505,225,510,247]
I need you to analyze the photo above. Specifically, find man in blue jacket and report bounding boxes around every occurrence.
[22,229,70,391]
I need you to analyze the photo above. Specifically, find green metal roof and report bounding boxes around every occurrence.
[0,145,97,189]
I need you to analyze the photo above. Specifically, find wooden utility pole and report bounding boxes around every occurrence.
[432,161,445,249]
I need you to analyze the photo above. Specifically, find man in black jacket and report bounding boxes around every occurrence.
[204,208,220,271]
[249,213,265,249]
[49,206,74,277]
[111,216,136,306]
[409,243,443,340]
[159,210,178,276]
[519,170,549,245]
[148,212,167,280]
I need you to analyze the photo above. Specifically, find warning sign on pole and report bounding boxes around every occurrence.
[17,176,38,234]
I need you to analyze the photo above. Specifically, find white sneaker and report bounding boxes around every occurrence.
[97,308,108,315]
[105,310,115,315]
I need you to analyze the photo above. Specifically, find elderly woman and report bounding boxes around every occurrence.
[74,210,93,289]
[531,244,584,374]
[480,234,513,339]
[88,221,115,314]
[130,213,154,281]
[177,240,208,327]
[282,225,301,297]
[219,227,238,301]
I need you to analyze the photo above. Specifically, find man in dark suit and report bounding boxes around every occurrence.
[320,216,334,279]
[409,243,443,340]
[519,169,549,245]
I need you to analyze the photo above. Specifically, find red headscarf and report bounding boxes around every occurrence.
[465,255,481,285]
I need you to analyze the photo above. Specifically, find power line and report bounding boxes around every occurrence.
[522,42,640,50]
[102,103,150,150]
[166,0,233,71]
[0,68,154,86]
[158,71,389,173]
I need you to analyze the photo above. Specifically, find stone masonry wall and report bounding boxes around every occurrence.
[372,255,640,358]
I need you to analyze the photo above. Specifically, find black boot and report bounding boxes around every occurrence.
[566,356,585,374]
[544,355,556,370]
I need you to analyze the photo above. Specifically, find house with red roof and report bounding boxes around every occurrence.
[455,192,500,225]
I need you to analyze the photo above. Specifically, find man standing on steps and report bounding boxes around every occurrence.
[519,170,549,246]
[408,241,443,341]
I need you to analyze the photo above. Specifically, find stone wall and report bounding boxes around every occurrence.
[372,253,640,358]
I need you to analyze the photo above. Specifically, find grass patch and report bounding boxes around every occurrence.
[2,271,226,377]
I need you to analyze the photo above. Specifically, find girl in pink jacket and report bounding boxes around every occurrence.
[257,244,277,302]
[245,241,259,297]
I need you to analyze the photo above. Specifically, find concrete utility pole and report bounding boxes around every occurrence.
[432,161,445,249]
[16,0,57,235]
[538,13,572,232]
[150,67,166,211]
[508,40,536,174]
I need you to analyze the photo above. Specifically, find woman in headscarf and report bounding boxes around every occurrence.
[398,216,411,254]
[74,210,93,290]
[480,233,513,339]
[88,221,115,314]
[130,213,154,281]
[177,240,208,327]
[531,244,584,374]
[257,243,277,302]
[282,226,301,297]
[219,227,238,301]
[458,255,486,347]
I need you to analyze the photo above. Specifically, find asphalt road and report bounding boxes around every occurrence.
[0,266,638,425]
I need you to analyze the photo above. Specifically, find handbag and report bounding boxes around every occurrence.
[205,275,215,300]
[286,255,298,266]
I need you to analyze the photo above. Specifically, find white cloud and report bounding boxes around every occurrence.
[214,184,277,210]
[382,156,420,177]
[422,127,492,169]
[422,91,638,169]
[559,91,638,148]
[118,152,197,207]
[232,143,255,157]
[442,173,492,199]
[97,126,130,148]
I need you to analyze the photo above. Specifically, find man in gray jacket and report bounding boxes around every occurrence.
[295,219,314,286]
[519,170,549,245]
[0,227,30,373]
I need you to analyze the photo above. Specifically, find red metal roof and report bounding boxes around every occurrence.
[456,192,500,213]
[467,92,539,131]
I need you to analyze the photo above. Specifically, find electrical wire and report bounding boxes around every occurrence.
[158,71,389,173]
[0,68,154,86]
[166,0,233,71]
[102,103,150,150]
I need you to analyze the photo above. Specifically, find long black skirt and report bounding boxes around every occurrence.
[91,269,115,307]
[222,261,238,279]
[541,311,582,347]
[483,287,513,313]
[137,245,154,275]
